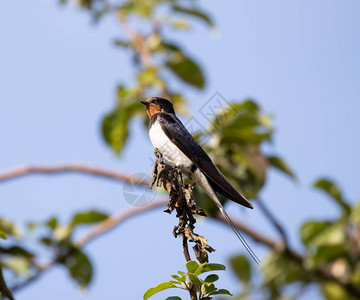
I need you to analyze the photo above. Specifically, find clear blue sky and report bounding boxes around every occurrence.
[1,1,360,299]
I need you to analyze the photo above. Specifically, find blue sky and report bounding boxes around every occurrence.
[1,0,360,299]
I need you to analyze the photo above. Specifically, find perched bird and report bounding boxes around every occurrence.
[141,97,259,264]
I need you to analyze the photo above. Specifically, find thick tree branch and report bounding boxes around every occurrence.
[11,200,167,292]
[215,215,360,298]
[0,164,148,186]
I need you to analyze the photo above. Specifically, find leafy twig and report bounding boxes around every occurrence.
[150,149,216,299]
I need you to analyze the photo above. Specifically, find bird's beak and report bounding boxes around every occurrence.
[140,101,148,105]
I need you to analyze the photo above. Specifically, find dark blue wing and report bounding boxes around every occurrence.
[155,113,253,209]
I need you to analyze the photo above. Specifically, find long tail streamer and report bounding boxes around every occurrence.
[217,204,261,265]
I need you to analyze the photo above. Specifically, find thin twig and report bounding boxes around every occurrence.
[182,234,191,262]
[0,164,148,186]
[256,198,289,247]
[117,14,154,67]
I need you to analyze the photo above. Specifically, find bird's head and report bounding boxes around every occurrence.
[140,97,175,118]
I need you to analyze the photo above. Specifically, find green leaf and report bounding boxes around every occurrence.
[188,273,203,287]
[177,270,186,276]
[204,274,219,283]
[194,263,225,275]
[321,282,357,300]
[263,252,311,285]
[102,86,143,154]
[172,5,214,27]
[0,218,20,237]
[46,217,58,230]
[171,274,186,283]
[0,246,34,258]
[201,282,216,295]
[40,237,52,246]
[186,260,199,273]
[166,52,205,89]
[114,39,131,48]
[143,282,178,300]
[0,231,7,240]
[63,250,93,287]
[2,256,30,275]
[118,0,154,18]
[27,222,37,231]
[313,178,351,214]
[229,254,251,283]
[311,244,347,265]
[171,20,190,30]
[77,0,92,9]
[267,156,296,180]
[300,221,332,247]
[165,297,182,300]
[71,210,109,226]
[53,225,72,241]
[350,202,360,226]
[208,289,232,296]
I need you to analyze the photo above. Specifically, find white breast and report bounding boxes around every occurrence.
[149,121,193,172]
[149,119,221,207]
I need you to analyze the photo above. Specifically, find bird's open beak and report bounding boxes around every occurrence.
[140,101,148,105]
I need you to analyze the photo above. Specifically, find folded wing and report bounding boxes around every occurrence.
[157,113,253,209]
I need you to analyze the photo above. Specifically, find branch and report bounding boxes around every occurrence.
[11,200,167,292]
[150,149,211,300]
[9,196,360,298]
[117,13,154,68]
[215,215,360,299]
[0,164,148,186]
[257,198,289,247]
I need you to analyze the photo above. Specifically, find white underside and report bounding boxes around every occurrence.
[149,121,219,202]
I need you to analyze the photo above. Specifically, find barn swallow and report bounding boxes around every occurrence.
[141,97,259,264]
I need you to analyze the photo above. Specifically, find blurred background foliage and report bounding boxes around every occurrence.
[1,0,359,299]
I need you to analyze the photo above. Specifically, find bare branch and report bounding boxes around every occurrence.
[75,200,167,247]
[256,198,289,247]
[11,201,167,292]
[215,215,360,298]
[214,215,280,251]
[0,164,148,186]
[117,14,155,68]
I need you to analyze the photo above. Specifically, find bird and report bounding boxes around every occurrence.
[141,97,260,264]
